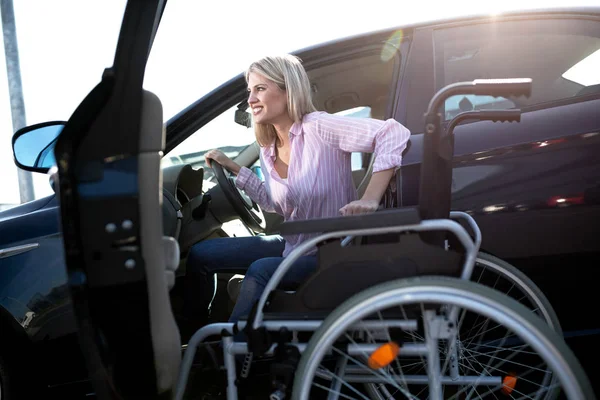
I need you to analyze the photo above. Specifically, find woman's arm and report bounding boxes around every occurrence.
[235,166,280,214]
[312,112,410,174]
[310,112,410,215]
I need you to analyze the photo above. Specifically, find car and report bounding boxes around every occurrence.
[1,4,600,398]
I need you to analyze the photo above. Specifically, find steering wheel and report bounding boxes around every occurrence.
[211,160,266,233]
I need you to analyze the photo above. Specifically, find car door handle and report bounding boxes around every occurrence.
[0,243,39,259]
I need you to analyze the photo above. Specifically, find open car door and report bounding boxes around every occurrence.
[52,0,180,398]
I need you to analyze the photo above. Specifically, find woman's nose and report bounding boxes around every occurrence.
[248,92,258,104]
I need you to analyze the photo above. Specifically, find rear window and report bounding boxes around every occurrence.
[434,17,600,120]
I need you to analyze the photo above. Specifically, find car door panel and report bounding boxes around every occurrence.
[0,196,87,387]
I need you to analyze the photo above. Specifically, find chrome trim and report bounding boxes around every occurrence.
[0,243,40,259]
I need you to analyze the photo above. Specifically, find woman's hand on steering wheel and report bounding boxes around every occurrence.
[207,152,267,233]
[204,149,241,175]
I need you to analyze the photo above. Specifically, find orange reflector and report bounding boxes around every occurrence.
[368,342,400,369]
[502,374,517,395]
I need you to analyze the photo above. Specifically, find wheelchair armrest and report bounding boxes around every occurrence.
[279,207,421,235]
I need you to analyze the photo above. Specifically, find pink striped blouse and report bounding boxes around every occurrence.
[235,111,411,257]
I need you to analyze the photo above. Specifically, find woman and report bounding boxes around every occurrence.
[184,54,410,328]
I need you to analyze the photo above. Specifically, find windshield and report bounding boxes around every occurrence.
[165,106,255,160]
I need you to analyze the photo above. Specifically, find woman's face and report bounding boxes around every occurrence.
[247,72,288,126]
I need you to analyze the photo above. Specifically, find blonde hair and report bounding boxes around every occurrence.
[245,54,317,147]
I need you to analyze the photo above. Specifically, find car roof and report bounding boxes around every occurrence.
[293,5,600,57]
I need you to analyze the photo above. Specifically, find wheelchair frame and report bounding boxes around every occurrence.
[174,78,595,400]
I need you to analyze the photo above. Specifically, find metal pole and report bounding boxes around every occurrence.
[1,0,34,203]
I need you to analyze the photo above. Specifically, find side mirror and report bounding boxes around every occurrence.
[12,121,65,173]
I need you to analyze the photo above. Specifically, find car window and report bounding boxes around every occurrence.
[162,103,256,179]
[434,18,600,121]
[444,94,516,120]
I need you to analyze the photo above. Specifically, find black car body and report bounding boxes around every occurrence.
[1,5,599,397]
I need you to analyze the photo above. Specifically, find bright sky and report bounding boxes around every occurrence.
[1,0,598,205]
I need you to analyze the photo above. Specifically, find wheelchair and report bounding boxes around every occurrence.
[174,79,594,400]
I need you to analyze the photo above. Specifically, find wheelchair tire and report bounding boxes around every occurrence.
[292,276,593,400]
[473,252,562,333]
[364,252,563,399]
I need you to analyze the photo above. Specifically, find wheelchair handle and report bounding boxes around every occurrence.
[453,109,521,124]
[472,78,532,98]
[418,78,531,238]
[426,78,532,115]
[446,109,522,137]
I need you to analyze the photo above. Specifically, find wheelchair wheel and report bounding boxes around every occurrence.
[472,252,561,333]
[292,276,593,400]
[363,252,562,400]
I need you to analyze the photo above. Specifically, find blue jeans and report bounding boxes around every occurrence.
[184,234,317,324]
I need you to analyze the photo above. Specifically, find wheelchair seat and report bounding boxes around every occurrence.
[239,206,464,321]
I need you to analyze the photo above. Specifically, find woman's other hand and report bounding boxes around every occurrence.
[339,199,380,216]
[339,168,394,216]
[204,149,241,174]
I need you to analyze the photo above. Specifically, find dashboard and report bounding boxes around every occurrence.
[160,163,252,253]
[163,164,204,206]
